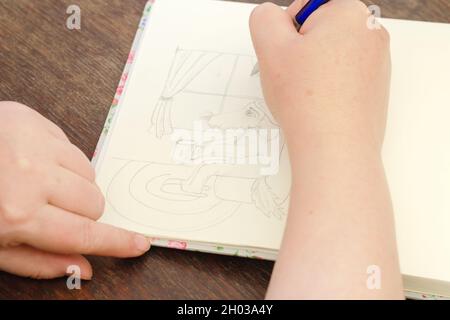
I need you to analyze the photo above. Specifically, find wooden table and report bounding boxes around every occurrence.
[0,0,448,300]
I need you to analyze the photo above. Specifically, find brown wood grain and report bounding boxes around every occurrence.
[0,0,448,300]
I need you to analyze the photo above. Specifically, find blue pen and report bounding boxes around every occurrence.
[251,0,330,75]
[294,0,330,30]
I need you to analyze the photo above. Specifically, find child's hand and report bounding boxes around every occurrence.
[0,102,151,280]
[250,0,391,157]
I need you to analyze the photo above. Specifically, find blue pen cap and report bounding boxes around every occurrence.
[295,0,330,27]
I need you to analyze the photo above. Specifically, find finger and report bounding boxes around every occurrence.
[31,108,70,142]
[0,245,92,280]
[3,101,70,142]
[53,139,96,182]
[43,119,70,142]
[23,205,151,258]
[47,166,105,220]
[249,2,298,61]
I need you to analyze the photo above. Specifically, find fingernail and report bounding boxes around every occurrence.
[134,234,151,252]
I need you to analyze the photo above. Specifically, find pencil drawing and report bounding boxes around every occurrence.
[106,48,291,231]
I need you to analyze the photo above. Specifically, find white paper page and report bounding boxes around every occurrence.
[96,0,450,283]
[97,0,289,250]
[382,18,450,283]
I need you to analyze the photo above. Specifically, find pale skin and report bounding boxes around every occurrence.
[250,0,403,299]
[0,0,403,298]
[0,102,151,280]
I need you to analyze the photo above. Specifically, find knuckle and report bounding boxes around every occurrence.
[12,156,45,184]
[52,126,69,141]
[85,164,96,182]
[342,0,369,14]
[257,2,277,12]
[250,2,276,25]
[53,124,68,138]
[0,204,32,249]
[333,0,370,24]
[15,156,35,175]
[71,144,95,181]
[0,202,31,226]
[69,142,85,159]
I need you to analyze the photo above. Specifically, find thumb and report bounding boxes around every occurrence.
[0,245,92,280]
[249,3,298,62]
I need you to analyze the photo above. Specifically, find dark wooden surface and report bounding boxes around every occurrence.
[0,0,448,300]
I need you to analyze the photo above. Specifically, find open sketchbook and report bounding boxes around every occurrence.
[94,0,450,298]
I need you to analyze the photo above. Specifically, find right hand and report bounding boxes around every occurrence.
[251,1,403,299]
[250,0,391,156]
[0,102,151,280]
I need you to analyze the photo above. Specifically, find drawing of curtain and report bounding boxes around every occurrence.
[151,50,221,138]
